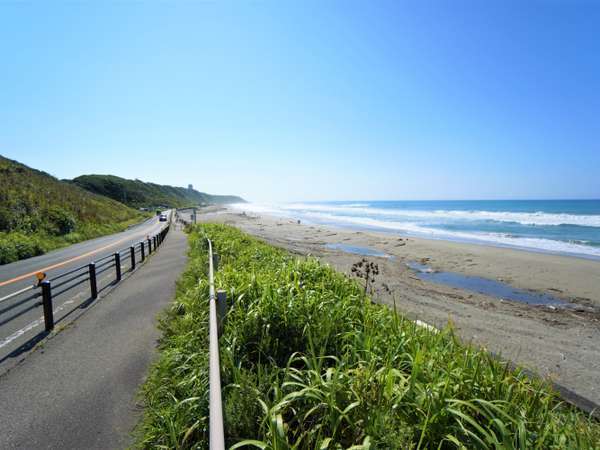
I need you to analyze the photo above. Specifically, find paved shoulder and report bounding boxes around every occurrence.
[0,227,189,449]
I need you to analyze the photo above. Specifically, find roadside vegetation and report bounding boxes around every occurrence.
[137,224,600,449]
[71,174,244,209]
[0,155,148,264]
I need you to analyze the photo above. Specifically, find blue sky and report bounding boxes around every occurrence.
[1,1,599,202]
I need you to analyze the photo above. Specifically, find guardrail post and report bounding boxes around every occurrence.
[89,263,98,299]
[130,246,136,271]
[148,238,152,254]
[115,252,122,282]
[140,242,145,261]
[41,280,54,332]
[217,289,227,337]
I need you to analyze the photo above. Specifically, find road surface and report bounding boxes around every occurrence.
[0,223,189,449]
[0,211,171,372]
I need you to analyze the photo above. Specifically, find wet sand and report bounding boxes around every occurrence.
[200,208,600,410]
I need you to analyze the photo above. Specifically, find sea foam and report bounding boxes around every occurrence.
[230,202,600,259]
[281,203,600,227]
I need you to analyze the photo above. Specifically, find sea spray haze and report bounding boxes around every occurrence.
[233,200,600,259]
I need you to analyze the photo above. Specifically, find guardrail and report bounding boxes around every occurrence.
[174,209,195,227]
[171,209,227,446]
[0,224,171,335]
[207,238,225,450]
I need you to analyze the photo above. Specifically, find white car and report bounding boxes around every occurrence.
[159,213,168,222]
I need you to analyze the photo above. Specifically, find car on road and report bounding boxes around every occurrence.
[159,213,168,222]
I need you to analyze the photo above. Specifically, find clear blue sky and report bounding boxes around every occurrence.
[1,1,599,202]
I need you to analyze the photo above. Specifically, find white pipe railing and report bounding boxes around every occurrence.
[207,238,225,449]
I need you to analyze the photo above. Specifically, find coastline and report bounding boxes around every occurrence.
[200,206,600,408]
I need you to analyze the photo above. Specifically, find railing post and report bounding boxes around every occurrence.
[115,252,122,282]
[140,242,145,261]
[89,262,98,299]
[148,238,152,254]
[217,289,227,337]
[130,246,136,271]
[41,280,54,332]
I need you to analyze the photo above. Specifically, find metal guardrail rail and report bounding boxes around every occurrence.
[175,208,226,447]
[207,238,225,450]
[0,221,172,338]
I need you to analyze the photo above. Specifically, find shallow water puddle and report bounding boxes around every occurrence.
[406,261,569,307]
[325,243,393,258]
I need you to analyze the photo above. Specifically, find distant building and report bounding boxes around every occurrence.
[188,184,193,190]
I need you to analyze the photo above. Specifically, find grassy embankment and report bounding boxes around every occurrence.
[0,156,148,264]
[137,224,600,449]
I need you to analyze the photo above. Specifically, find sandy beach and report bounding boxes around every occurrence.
[199,207,600,410]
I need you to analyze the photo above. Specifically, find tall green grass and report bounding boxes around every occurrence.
[0,155,148,263]
[137,224,600,449]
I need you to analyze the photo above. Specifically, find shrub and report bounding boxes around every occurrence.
[0,206,11,232]
[0,232,46,264]
[44,207,76,235]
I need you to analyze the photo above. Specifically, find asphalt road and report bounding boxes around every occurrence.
[0,211,171,372]
[0,223,189,449]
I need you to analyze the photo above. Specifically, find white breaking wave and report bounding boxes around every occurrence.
[302,211,600,258]
[230,203,600,258]
[280,203,600,227]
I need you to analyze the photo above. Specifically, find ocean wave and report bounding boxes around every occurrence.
[281,203,600,227]
[299,212,600,258]
[230,203,600,258]
[343,203,370,208]
[230,203,283,215]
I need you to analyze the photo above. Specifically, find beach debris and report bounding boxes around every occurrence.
[415,319,439,333]
[381,282,392,294]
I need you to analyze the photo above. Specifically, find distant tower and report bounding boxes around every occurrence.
[188,184,193,190]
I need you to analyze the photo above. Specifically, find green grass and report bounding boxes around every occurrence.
[0,155,148,264]
[136,224,600,449]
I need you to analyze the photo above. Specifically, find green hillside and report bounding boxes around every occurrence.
[0,156,148,264]
[71,174,244,209]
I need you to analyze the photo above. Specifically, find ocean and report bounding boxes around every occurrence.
[232,200,600,260]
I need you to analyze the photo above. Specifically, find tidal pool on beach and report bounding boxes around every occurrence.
[324,243,393,258]
[406,261,569,307]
